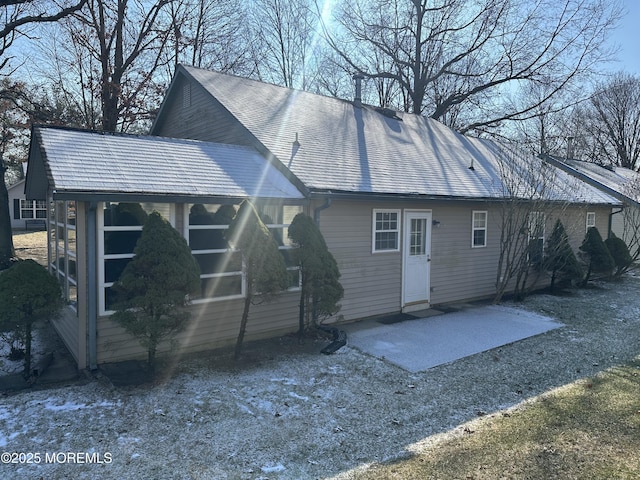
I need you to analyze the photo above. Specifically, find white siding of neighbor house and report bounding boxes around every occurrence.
[8,180,26,229]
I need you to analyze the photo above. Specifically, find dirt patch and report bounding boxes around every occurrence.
[12,230,48,266]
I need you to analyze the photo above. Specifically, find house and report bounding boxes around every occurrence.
[544,156,640,256]
[26,66,621,370]
[7,164,47,230]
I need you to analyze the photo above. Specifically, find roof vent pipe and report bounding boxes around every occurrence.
[566,136,574,159]
[353,73,365,108]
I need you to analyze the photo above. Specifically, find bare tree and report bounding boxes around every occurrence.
[161,0,252,77]
[492,144,585,302]
[324,0,622,133]
[62,0,174,132]
[0,0,87,269]
[585,73,640,170]
[248,0,319,90]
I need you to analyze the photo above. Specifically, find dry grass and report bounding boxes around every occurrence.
[345,359,640,480]
[12,230,48,266]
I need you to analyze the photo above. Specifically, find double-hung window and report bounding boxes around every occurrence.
[528,211,545,266]
[20,199,47,219]
[586,212,596,232]
[373,209,400,252]
[472,211,487,248]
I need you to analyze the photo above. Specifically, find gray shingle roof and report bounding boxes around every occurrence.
[32,127,304,200]
[559,158,640,206]
[182,65,619,205]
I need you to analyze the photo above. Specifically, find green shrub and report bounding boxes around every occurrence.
[226,200,289,358]
[544,219,583,291]
[0,259,62,377]
[111,211,200,370]
[579,227,615,285]
[604,234,633,277]
[288,213,344,337]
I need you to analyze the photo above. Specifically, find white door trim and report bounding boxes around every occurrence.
[402,209,432,312]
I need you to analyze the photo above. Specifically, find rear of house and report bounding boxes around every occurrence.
[25,66,621,369]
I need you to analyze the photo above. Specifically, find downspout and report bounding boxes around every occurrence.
[609,207,624,239]
[87,201,98,370]
[313,196,332,226]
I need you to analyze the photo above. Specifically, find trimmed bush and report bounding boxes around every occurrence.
[544,219,583,291]
[288,213,344,337]
[111,211,201,371]
[579,227,615,285]
[0,259,62,377]
[226,200,289,358]
[604,234,633,277]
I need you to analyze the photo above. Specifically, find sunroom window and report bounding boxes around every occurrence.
[49,200,77,311]
[98,202,174,314]
[185,203,302,304]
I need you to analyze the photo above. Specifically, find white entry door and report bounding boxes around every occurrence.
[402,211,431,310]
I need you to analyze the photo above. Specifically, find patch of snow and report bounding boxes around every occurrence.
[261,463,286,473]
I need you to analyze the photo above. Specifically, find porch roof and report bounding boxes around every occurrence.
[26,126,305,202]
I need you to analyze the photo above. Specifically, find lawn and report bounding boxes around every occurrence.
[340,359,640,479]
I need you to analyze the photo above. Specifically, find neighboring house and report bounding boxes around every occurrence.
[26,66,621,369]
[7,178,47,230]
[544,156,640,255]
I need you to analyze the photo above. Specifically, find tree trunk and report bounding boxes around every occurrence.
[297,284,306,341]
[24,319,32,379]
[0,158,15,270]
[235,294,252,359]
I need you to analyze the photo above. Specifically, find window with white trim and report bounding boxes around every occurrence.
[49,200,77,310]
[472,211,487,248]
[258,204,303,290]
[586,212,596,232]
[98,202,174,314]
[185,203,303,303]
[528,211,545,266]
[373,209,400,252]
[20,199,47,219]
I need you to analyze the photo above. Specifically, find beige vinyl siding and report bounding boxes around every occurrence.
[52,306,80,363]
[95,292,300,364]
[316,200,401,321]
[429,202,502,304]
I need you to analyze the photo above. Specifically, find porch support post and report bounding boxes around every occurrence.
[87,201,98,370]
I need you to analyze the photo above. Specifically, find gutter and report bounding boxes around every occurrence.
[313,195,332,226]
[87,201,98,370]
[609,208,624,239]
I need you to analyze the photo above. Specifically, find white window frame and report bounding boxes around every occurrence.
[20,199,47,219]
[372,209,401,253]
[185,203,303,305]
[98,202,175,316]
[48,200,77,312]
[586,212,596,232]
[184,204,245,305]
[528,211,545,265]
[471,210,487,248]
